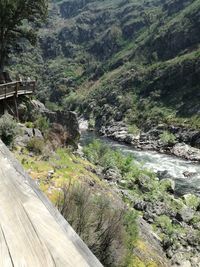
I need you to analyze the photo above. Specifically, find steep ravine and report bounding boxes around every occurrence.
[79,121,200,267]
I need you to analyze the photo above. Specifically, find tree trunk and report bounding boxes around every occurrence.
[0,33,6,72]
[0,48,6,72]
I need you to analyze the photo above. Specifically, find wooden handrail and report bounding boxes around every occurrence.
[0,81,36,100]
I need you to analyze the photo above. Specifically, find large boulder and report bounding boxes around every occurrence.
[176,206,195,223]
[28,100,80,145]
[171,143,200,161]
[15,125,43,147]
[48,110,80,143]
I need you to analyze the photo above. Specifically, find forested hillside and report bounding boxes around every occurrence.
[2,1,200,266]
[9,0,200,131]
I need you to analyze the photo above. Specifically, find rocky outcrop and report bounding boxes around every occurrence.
[3,98,80,147]
[99,121,200,161]
[48,110,80,143]
[15,124,44,147]
[171,143,200,161]
[26,99,80,145]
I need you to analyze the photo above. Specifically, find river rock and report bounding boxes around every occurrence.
[176,206,194,223]
[103,168,121,182]
[134,200,147,211]
[171,143,200,161]
[157,170,171,179]
[118,179,128,186]
[183,171,197,178]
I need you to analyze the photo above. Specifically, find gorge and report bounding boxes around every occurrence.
[0,0,200,266]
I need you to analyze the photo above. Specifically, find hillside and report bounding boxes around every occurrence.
[2,0,200,266]
[8,0,200,132]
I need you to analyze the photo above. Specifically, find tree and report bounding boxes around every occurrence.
[0,0,48,71]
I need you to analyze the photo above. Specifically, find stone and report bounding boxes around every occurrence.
[191,257,200,267]
[157,170,170,179]
[47,170,54,179]
[103,168,121,182]
[136,174,152,192]
[181,260,191,267]
[118,179,127,186]
[134,201,147,211]
[171,143,200,161]
[176,207,194,223]
[183,171,197,178]
[15,126,43,147]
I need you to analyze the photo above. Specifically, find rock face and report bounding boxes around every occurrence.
[4,98,80,147]
[17,99,80,146]
[48,110,80,143]
[15,124,44,147]
[28,100,80,144]
[176,207,195,223]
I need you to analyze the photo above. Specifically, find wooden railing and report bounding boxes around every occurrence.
[0,81,36,100]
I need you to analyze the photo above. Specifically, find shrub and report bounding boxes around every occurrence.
[57,183,138,267]
[34,116,50,136]
[155,215,174,236]
[25,121,34,128]
[183,194,200,210]
[83,140,133,172]
[128,124,140,135]
[159,131,176,145]
[26,137,45,155]
[0,113,19,147]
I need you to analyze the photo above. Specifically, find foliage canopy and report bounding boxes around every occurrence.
[0,0,48,70]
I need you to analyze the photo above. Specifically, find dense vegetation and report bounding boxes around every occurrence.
[0,0,48,71]
[0,113,19,146]
[2,0,200,265]
[7,0,200,130]
[83,140,200,266]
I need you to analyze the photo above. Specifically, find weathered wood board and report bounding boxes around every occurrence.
[0,140,102,267]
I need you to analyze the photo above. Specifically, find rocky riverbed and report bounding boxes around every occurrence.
[99,121,200,162]
[80,124,200,267]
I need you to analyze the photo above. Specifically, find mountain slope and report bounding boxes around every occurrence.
[8,0,200,129]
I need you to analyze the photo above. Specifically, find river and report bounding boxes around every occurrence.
[80,130,200,196]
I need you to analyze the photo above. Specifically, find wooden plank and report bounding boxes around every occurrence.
[0,226,13,267]
[0,141,102,267]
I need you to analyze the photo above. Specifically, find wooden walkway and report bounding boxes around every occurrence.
[0,81,35,100]
[0,140,102,267]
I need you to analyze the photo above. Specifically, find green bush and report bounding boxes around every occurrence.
[25,121,34,128]
[159,131,176,145]
[27,137,45,155]
[57,183,138,267]
[34,116,50,135]
[83,140,134,174]
[128,124,140,135]
[0,113,19,147]
[183,194,200,210]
